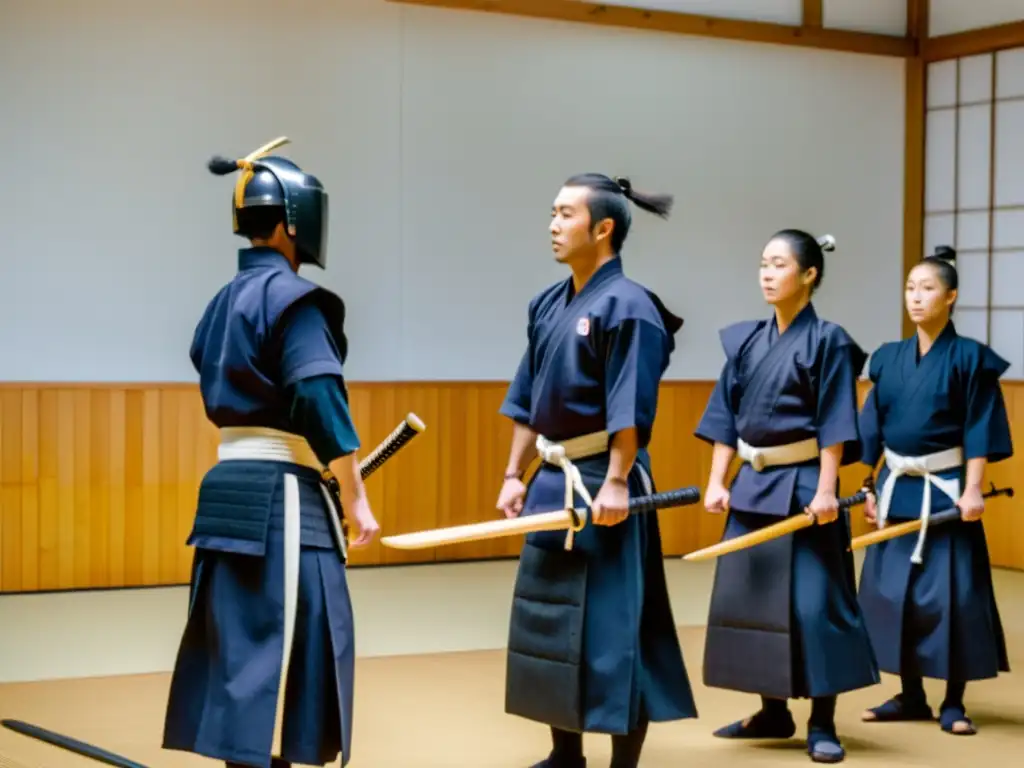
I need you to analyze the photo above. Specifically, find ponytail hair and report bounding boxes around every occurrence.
[613,177,674,218]
[563,172,675,253]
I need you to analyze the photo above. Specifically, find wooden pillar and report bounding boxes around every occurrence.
[802,0,823,29]
[902,0,928,338]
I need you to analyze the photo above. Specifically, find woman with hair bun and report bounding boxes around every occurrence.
[856,245,1014,737]
[694,229,880,764]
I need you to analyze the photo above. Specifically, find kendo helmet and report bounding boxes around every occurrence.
[207,136,329,269]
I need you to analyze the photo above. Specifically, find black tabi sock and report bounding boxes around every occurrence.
[550,727,584,761]
[760,696,791,721]
[942,680,967,711]
[899,614,928,705]
[809,696,837,731]
[610,718,649,768]
[900,673,927,703]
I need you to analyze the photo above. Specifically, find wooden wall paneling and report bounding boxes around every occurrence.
[431,383,524,562]
[981,383,1024,569]
[648,382,722,556]
[1,390,22,591]
[2,380,1023,594]
[345,381,522,567]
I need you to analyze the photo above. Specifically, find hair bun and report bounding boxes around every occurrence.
[933,245,957,262]
[817,234,836,253]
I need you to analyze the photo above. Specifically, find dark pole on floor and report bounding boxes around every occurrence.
[1,720,149,768]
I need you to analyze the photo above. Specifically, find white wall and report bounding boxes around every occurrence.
[924,47,1024,376]
[824,0,907,37]
[930,0,1024,37]
[0,0,905,383]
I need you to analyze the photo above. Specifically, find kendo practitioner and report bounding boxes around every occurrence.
[694,231,880,764]
[161,138,380,768]
[496,174,697,768]
[857,246,1013,736]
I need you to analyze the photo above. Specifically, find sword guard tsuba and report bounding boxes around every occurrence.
[321,470,349,536]
[322,469,338,490]
[862,474,876,494]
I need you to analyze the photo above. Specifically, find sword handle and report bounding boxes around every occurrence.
[357,412,427,479]
[321,412,427,535]
[847,483,1014,552]
[927,508,963,527]
[903,484,1012,528]
[839,489,869,510]
[628,485,701,515]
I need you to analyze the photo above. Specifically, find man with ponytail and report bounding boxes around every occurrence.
[495,174,697,768]
[162,138,378,768]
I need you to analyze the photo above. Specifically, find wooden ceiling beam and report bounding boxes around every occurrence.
[923,20,1024,62]
[387,0,914,58]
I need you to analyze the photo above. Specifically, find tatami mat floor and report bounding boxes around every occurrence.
[1,558,1022,766]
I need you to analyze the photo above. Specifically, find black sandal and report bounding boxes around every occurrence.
[807,726,845,763]
[862,695,933,723]
[939,705,976,735]
[713,709,797,739]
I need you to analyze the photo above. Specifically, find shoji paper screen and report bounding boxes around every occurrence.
[925,48,1024,376]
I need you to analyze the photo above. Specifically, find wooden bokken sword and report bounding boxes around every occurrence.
[683,488,870,562]
[380,485,702,550]
[848,482,1013,552]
